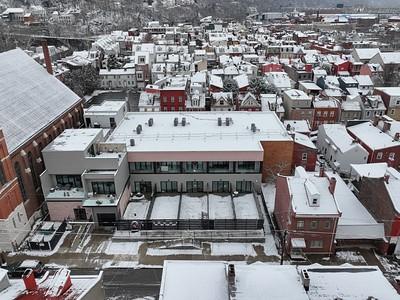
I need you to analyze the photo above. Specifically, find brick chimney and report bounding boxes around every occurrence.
[328,177,337,195]
[383,121,391,132]
[42,39,53,75]
[319,163,325,177]
[22,269,37,291]
[373,115,380,127]
[394,132,400,141]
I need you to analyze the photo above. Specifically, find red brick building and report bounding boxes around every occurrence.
[347,116,400,169]
[292,133,317,172]
[312,98,340,130]
[356,168,400,255]
[0,48,83,247]
[159,77,188,111]
[274,167,341,256]
[261,62,283,74]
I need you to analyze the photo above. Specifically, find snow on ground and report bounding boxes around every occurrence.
[210,243,257,256]
[180,195,208,219]
[375,253,400,274]
[151,196,180,219]
[233,194,259,219]
[335,251,366,263]
[146,248,203,256]
[262,183,276,214]
[263,233,279,256]
[102,261,138,269]
[104,241,141,255]
[123,201,150,220]
[208,195,234,219]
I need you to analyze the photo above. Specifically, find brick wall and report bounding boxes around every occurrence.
[261,140,294,181]
[292,143,317,172]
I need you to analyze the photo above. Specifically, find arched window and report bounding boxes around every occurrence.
[28,152,39,188]
[14,162,27,201]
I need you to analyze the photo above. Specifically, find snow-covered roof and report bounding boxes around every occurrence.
[85,101,125,115]
[234,74,249,89]
[347,121,400,150]
[123,200,150,220]
[159,261,309,300]
[350,163,388,179]
[353,75,373,86]
[209,74,223,88]
[299,81,321,91]
[380,52,400,64]
[375,87,400,96]
[288,171,339,216]
[325,171,384,240]
[108,112,291,155]
[302,265,399,300]
[293,132,316,149]
[0,49,81,154]
[99,68,135,75]
[319,124,360,153]
[284,120,311,134]
[43,128,103,152]
[284,89,311,101]
[353,48,380,60]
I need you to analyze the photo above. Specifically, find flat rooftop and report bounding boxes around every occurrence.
[159,261,309,300]
[107,112,291,153]
[43,128,103,152]
[85,100,126,114]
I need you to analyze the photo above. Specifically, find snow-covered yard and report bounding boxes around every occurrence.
[210,243,257,256]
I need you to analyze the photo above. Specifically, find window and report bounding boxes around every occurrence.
[391,109,395,115]
[160,181,178,192]
[27,152,39,189]
[376,152,383,160]
[137,73,143,80]
[0,162,6,186]
[74,208,87,220]
[110,117,116,128]
[310,220,318,229]
[183,162,207,173]
[310,240,323,248]
[163,97,167,103]
[14,162,27,201]
[389,152,396,161]
[329,111,335,117]
[56,175,82,188]
[236,181,252,192]
[302,153,308,161]
[212,181,230,193]
[134,181,152,193]
[178,96,183,103]
[208,161,231,173]
[91,182,116,195]
[324,221,331,229]
[130,162,154,173]
[156,162,181,173]
[316,111,321,117]
[236,161,258,173]
[186,181,204,193]
[297,220,304,229]
[323,111,328,117]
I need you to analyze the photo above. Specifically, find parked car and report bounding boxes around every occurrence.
[4,260,45,278]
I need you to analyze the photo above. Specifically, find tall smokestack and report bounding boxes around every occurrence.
[42,39,53,75]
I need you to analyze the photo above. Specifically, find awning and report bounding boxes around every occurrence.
[291,238,306,248]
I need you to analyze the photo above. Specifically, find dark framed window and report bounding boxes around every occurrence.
[186,181,204,193]
[183,161,207,173]
[236,161,258,173]
[129,162,154,173]
[56,175,82,188]
[91,182,115,195]
[14,162,27,200]
[28,152,39,188]
[134,181,152,193]
[0,163,6,186]
[155,162,181,173]
[74,208,87,220]
[212,181,230,193]
[208,162,231,173]
[160,181,178,192]
[236,181,252,192]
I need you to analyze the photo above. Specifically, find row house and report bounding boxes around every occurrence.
[159,77,189,111]
[317,124,369,174]
[99,68,136,89]
[340,96,362,123]
[291,133,317,172]
[370,51,400,86]
[312,98,340,130]
[274,167,341,256]
[374,87,400,121]
[282,89,314,125]
[353,164,400,255]
[260,94,285,120]
[283,63,313,88]
[347,116,400,169]
[0,49,83,249]
[237,93,261,111]
[265,72,292,94]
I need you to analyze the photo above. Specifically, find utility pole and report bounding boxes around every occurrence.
[280,229,287,265]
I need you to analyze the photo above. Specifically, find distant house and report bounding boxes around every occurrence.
[238,92,261,111]
[99,68,136,89]
[211,92,234,111]
[374,87,400,121]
